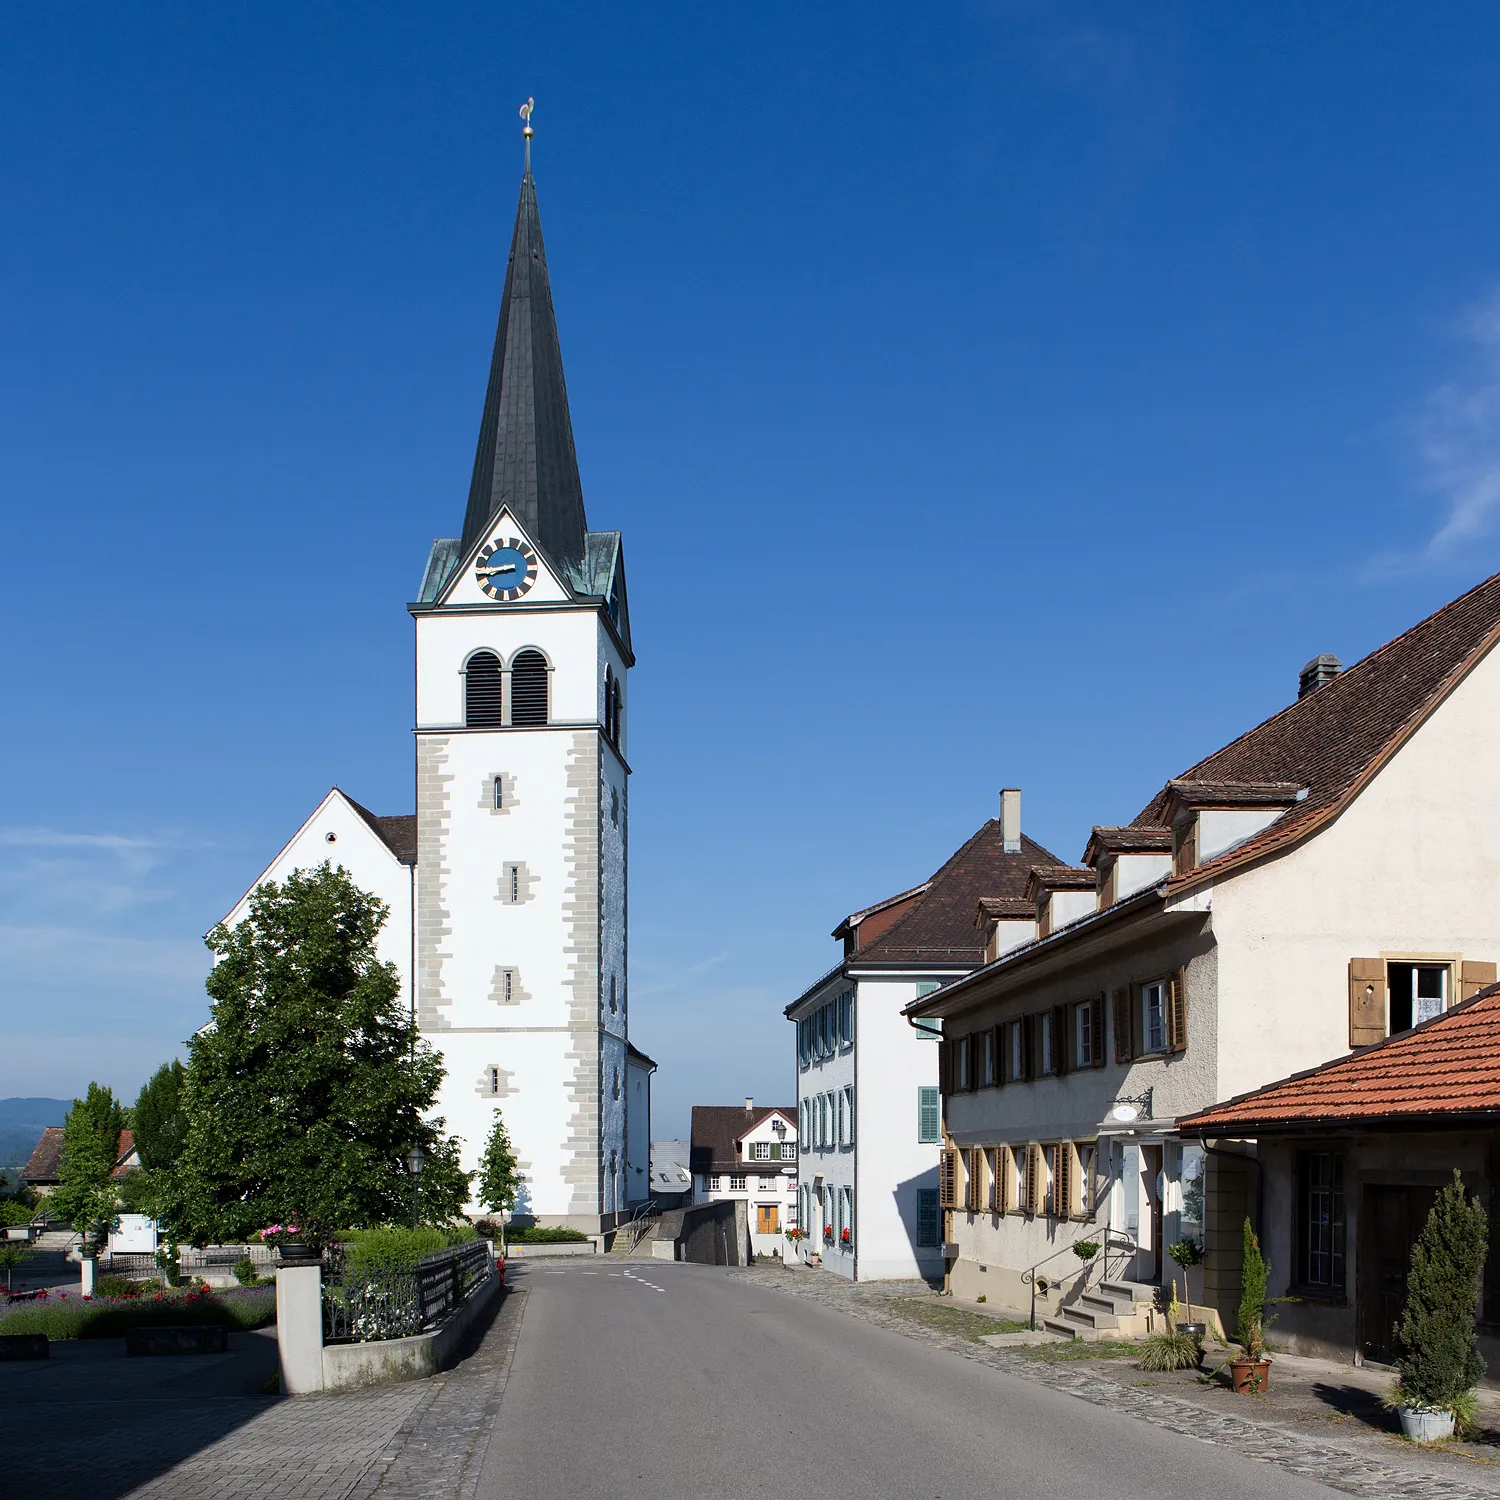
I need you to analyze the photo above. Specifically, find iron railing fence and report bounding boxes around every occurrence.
[322,1239,494,1344]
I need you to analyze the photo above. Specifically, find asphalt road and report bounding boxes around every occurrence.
[479,1262,1341,1500]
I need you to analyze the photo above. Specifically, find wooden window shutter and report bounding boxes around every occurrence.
[993,1024,1006,1088]
[991,1148,1005,1213]
[1090,995,1105,1067]
[939,1148,958,1209]
[1112,987,1132,1063]
[1167,967,1188,1054]
[1461,961,1498,1002]
[1021,1014,1036,1081]
[1054,1144,1071,1220]
[1053,1004,1070,1075]
[968,1032,981,1092]
[1348,958,1386,1047]
[967,1149,983,1211]
[939,1039,952,1096]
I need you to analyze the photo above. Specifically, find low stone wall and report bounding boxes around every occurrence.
[321,1269,500,1392]
[677,1200,750,1266]
[500,1240,599,1258]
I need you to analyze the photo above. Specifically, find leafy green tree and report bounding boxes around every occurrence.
[476,1110,521,1217]
[133,1060,188,1171]
[162,864,466,1245]
[52,1083,125,1247]
[0,1240,32,1292]
[1397,1170,1488,1413]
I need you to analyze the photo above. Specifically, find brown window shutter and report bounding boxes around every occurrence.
[992,1024,1006,1088]
[968,1032,981,1092]
[1090,995,1106,1067]
[1348,958,1386,1047]
[1023,1145,1037,1215]
[1112,987,1133,1063]
[1052,1144,1067,1219]
[1022,1014,1036,1081]
[939,1039,953,1096]
[1053,1003,1070,1075]
[1167,967,1188,1053]
[1461,961,1498,1002]
[995,1148,1010,1213]
[939,1148,958,1209]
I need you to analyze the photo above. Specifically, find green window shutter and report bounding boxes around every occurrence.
[918,1085,941,1143]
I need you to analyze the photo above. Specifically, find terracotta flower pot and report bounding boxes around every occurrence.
[1229,1357,1272,1393]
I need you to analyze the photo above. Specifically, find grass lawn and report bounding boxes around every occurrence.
[887,1298,1031,1341]
[0,1286,275,1340]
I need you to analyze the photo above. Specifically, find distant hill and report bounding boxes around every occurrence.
[0,1098,70,1175]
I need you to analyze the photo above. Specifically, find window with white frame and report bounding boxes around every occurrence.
[708,1175,720,1191]
[981,1028,996,1087]
[800,1097,811,1145]
[1075,1002,1093,1070]
[836,1089,847,1146]
[1010,1019,1025,1081]
[1141,980,1167,1054]
[839,1186,854,1245]
[838,989,854,1047]
[917,1085,941,1144]
[729,1174,747,1191]
[751,1141,771,1161]
[843,1085,855,1146]
[957,1034,972,1091]
[1040,1011,1055,1076]
[758,1176,775,1191]
[822,1186,834,1235]
[817,1094,828,1147]
[788,1193,799,1227]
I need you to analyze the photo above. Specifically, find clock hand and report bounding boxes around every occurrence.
[478,564,519,576]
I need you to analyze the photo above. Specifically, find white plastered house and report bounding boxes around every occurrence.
[909,575,1500,1338]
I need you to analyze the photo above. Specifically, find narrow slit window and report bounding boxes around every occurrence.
[489,1067,499,1094]
[506,864,520,903]
[493,775,504,810]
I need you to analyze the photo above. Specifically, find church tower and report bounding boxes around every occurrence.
[410,127,633,1231]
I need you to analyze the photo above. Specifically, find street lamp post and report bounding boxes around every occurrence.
[406,1143,426,1229]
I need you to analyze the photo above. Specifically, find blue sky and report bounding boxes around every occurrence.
[4,3,1500,1137]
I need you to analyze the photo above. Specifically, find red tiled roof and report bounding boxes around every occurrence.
[1182,986,1500,1134]
[851,823,1064,966]
[112,1129,138,1178]
[1134,571,1500,892]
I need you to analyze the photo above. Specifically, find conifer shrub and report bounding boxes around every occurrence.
[1395,1170,1487,1419]
[1236,1218,1270,1361]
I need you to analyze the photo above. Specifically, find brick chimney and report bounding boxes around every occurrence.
[1000,788,1022,853]
[1298,655,1342,699]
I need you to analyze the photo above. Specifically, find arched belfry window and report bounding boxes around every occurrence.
[465,651,504,727]
[510,649,549,726]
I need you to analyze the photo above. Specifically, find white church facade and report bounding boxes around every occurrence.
[221,139,641,1233]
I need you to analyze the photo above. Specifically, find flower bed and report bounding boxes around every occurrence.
[0,1285,275,1340]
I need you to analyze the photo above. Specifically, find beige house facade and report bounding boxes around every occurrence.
[909,574,1500,1337]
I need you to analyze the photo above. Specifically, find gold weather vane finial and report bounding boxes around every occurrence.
[519,97,535,139]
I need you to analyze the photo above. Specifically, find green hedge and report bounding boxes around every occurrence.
[506,1225,589,1243]
[340,1224,478,1268]
[0,1286,275,1340]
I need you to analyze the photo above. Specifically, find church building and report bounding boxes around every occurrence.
[221,130,638,1233]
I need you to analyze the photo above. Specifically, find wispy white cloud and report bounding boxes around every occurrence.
[0,924,210,989]
[1420,289,1500,557]
[0,827,157,852]
[0,825,176,916]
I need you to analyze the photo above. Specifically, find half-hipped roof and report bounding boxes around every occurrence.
[1135,570,1500,892]
[689,1104,795,1174]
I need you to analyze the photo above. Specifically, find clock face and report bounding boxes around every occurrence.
[476,538,538,601]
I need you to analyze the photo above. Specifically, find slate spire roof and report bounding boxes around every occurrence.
[459,152,588,576]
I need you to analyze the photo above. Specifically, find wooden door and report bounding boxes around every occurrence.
[756,1204,779,1235]
[1359,1184,1436,1364]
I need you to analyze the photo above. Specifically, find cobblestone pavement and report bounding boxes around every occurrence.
[0,1279,528,1500]
[735,1263,1500,1500]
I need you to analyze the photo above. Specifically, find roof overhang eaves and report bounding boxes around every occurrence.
[785,961,850,1018]
[1189,1108,1500,1138]
[903,885,1181,1020]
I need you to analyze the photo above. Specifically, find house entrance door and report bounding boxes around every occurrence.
[756,1204,779,1235]
[1359,1184,1437,1364]
[1142,1144,1164,1282]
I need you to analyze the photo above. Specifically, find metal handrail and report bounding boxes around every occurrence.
[1019,1229,1138,1331]
[622,1199,659,1252]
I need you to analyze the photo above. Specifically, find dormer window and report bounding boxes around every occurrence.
[1173,820,1198,875]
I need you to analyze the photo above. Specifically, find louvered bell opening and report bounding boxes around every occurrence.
[510,650,549,726]
[465,652,504,727]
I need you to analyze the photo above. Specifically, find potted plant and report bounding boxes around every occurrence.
[1389,1170,1487,1443]
[840,1227,851,1246]
[1169,1237,1207,1342]
[264,1222,318,1263]
[1229,1218,1274,1392]
[823,1222,834,1246]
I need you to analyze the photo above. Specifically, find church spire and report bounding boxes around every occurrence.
[459,103,588,578]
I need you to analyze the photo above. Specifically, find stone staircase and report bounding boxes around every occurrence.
[1041,1277,1157,1342]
